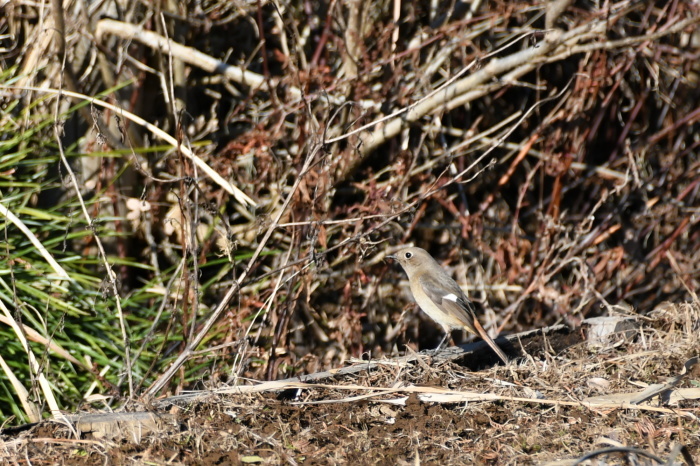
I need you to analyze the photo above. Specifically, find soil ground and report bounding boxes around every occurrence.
[2,303,698,465]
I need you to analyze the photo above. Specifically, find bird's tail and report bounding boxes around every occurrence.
[470,317,509,364]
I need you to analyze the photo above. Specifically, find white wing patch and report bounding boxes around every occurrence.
[443,293,459,302]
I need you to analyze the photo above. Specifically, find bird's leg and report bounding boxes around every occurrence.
[435,332,450,351]
[429,327,452,354]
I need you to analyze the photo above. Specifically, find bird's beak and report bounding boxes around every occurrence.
[386,254,397,261]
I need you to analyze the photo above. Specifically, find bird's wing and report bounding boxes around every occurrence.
[419,273,510,364]
[418,273,478,333]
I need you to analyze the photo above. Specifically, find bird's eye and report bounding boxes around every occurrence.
[405,252,412,259]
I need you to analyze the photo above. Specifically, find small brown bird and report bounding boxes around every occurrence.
[387,247,509,364]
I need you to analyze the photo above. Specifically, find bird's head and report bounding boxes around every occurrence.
[386,247,434,276]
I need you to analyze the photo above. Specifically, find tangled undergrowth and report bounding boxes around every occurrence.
[0,0,698,447]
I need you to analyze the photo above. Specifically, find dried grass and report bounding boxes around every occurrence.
[0,2,699,460]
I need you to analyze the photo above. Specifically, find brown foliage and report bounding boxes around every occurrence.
[2,0,699,388]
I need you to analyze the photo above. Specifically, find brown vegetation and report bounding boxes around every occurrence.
[1,0,699,463]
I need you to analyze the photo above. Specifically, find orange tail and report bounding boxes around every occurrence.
[470,317,509,364]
